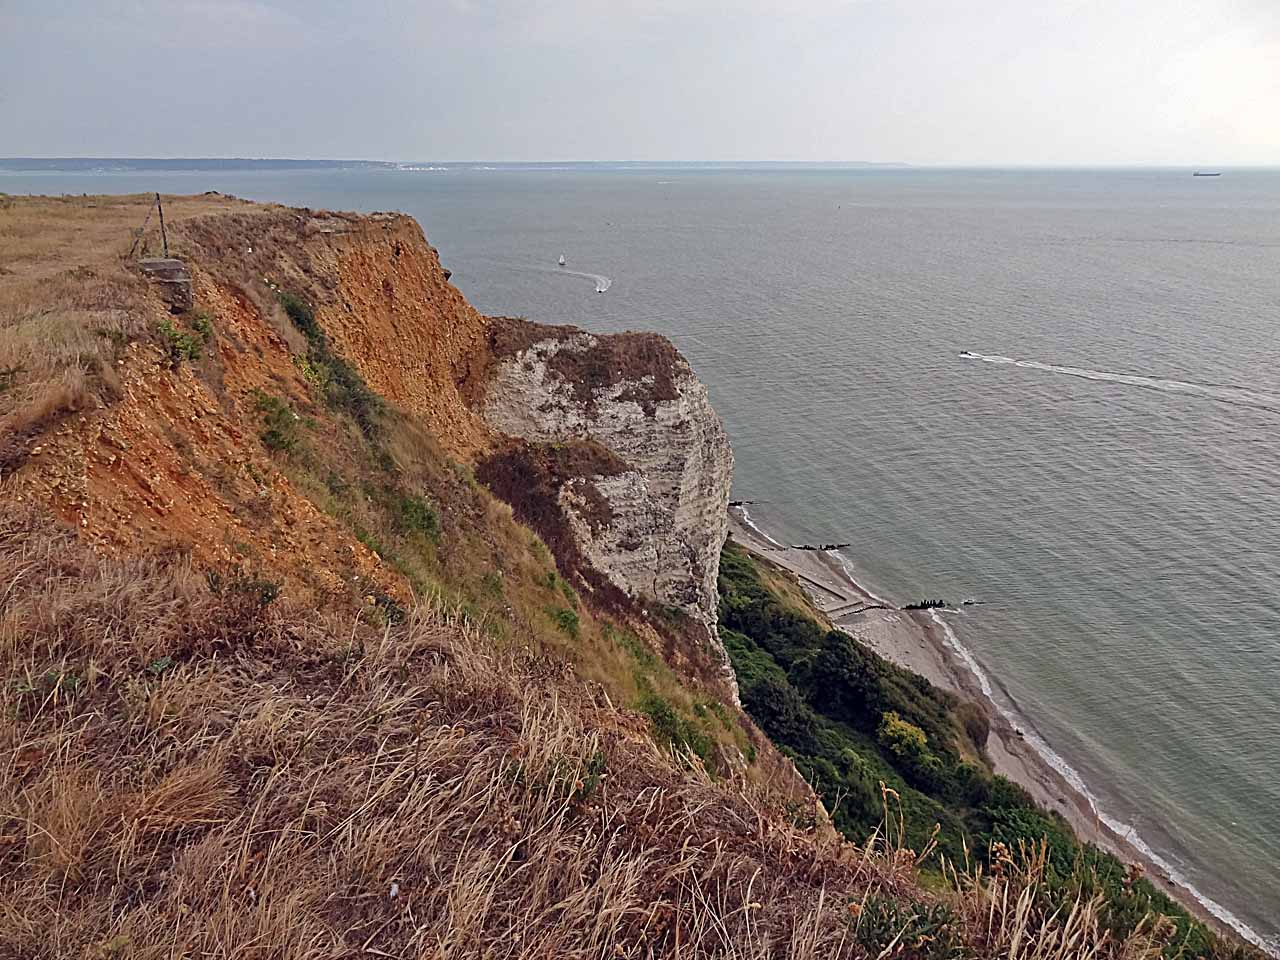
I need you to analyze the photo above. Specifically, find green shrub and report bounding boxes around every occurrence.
[277,291,382,435]
[252,390,301,453]
[548,605,580,639]
[396,494,441,543]
[848,896,960,960]
[158,318,202,363]
[610,625,658,671]
[190,311,215,344]
[278,291,321,341]
[636,684,714,766]
[878,711,929,758]
[719,542,1227,956]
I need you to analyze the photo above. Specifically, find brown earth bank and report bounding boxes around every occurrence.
[0,193,1262,958]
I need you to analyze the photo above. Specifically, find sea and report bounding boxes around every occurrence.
[5,162,1279,948]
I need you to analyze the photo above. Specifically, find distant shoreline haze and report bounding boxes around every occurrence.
[0,158,911,173]
[5,159,1275,175]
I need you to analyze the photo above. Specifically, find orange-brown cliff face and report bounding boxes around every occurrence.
[2,194,734,702]
[177,207,494,456]
[1,196,496,607]
[0,192,826,862]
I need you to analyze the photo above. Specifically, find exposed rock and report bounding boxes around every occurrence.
[480,321,736,700]
[138,257,193,313]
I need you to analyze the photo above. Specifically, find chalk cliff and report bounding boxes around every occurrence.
[476,321,733,656]
[5,194,740,701]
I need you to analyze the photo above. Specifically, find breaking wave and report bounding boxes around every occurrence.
[960,351,1280,415]
[734,505,786,548]
[926,610,1276,954]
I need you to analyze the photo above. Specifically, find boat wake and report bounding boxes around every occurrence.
[489,259,612,293]
[558,269,611,294]
[959,351,1280,415]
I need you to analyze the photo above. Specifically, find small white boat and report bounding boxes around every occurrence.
[558,254,566,266]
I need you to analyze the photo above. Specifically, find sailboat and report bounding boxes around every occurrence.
[558,254,566,266]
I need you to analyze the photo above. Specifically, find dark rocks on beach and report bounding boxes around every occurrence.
[902,598,948,610]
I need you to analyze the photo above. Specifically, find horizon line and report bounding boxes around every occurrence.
[1,156,1274,169]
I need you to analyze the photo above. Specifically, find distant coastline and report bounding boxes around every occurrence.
[0,157,912,174]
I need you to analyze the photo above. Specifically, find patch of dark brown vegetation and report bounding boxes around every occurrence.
[486,315,580,362]
[543,437,631,478]
[550,332,684,415]
[483,316,687,416]
[569,478,615,533]
[475,440,633,615]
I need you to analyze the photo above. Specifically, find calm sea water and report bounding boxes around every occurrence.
[8,165,1279,945]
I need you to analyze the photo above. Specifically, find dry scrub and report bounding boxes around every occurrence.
[0,509,1187,960]
[0,511,859,958]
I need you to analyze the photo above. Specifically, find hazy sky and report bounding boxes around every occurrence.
[2,0,1277,164]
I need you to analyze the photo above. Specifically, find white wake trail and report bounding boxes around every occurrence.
[555,269,611,293]
[525,262,611,292]
[960,351,1280,413]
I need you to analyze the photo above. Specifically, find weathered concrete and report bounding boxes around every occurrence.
[138,258,193,313]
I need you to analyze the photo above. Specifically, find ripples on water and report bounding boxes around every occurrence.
[8,166,1279,947]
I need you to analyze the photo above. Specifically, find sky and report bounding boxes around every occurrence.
[1,0,1277,165]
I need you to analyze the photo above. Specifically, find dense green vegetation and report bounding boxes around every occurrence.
[279,290,382,436]
[718,542,1241,958]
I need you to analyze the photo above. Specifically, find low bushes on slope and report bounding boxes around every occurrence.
[718,542,1255,959]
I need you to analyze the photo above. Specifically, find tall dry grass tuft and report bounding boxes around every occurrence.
[0,511,878,959]
[949,840,1166,960]
[0,509,1221,959]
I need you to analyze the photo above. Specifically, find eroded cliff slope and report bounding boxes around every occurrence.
[0,191,745,746]
[473,318,736,698]
[0,193,1254,960]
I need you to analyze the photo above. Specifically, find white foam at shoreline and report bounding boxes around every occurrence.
[830,549,893,607]
[735,508,1274,952]
[735,506,786,548]
[921,614,1274,954]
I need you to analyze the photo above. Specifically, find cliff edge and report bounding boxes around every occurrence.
[473,318,737,700]
[0,193,1254,960]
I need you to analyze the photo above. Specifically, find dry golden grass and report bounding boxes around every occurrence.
[951,841,1164,960]
[0,509,860,958]
[0,508,1194,960]
[0,193,276,468]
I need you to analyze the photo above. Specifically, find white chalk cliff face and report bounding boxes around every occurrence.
[481,328,736,694]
